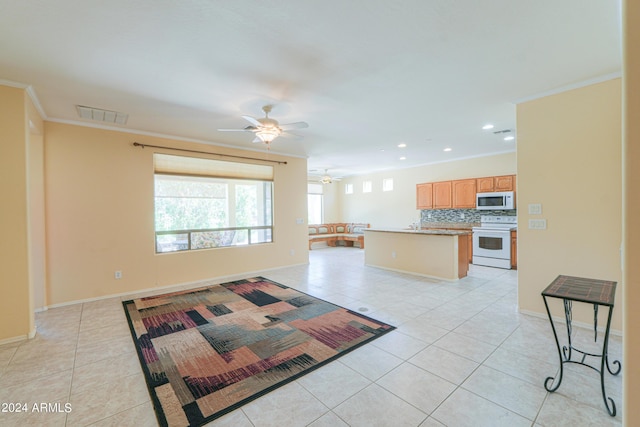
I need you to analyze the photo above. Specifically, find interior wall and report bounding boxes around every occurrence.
[26,94,46,311]
[517,78,622,331]
[0,85,33,342]
[339,152,516,228]
[44,122,309,306]
[321,181,341,223]
[623,0,639,421]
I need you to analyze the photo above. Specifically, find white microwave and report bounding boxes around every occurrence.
[476,191,515,210]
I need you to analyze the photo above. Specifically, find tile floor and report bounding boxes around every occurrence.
[0,247,624,426]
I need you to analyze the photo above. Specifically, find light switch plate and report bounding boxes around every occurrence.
[528,203,542,215]
[529,219,547,230]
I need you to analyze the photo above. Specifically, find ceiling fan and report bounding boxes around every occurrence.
[319,169,339,184]
[218,105,308,147]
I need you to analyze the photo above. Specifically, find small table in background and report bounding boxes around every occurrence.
[541,275,622,416]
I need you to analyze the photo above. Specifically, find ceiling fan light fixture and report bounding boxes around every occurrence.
[256,127,281,144]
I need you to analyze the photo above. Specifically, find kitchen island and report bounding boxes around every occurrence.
[364,228,471,280]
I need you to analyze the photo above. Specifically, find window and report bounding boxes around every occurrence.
[307,183,323,224]
[154,154,273,253]
[362,180,372,193]
[345,183,353,194]
[383,178,394,192]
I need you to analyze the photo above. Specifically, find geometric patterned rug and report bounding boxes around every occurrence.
[123,277,395,427]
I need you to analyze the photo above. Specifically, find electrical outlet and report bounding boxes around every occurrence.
[460,212,465,219]
[114,270,122,279]
[391,251,397,259]
[290,249,295,256]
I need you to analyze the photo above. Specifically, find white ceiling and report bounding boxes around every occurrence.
[0,1,621,178]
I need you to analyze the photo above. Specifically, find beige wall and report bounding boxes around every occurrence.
[0,86,33,341]
[517,78,622,331]
[44,122,309,306]
[623,0,639,422]
[339,152,516,228]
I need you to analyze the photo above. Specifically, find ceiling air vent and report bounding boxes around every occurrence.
[493,129,511,134]
[76,105,128,125]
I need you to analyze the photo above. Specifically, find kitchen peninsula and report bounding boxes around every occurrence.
[364,228,471,280]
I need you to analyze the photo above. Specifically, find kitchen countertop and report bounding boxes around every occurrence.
[366,228,472,236]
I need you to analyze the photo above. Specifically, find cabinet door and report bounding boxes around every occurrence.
[468,233,473,264]
[433,181,452,209]
[453,179,477,208]
[476,177,494,193]
[416,183,433,209]
[495,175,515,192]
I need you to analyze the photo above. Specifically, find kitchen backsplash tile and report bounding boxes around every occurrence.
[420,208,516,224]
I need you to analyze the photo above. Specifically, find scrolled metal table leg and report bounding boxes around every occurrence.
[599,305,619,416]
[543,295,564,392]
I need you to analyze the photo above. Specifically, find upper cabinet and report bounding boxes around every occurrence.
[433,181,452,209]
[416,183,433,209]
[476,177,495,193]
[495,175,515,192]
[417,174,516,209]
[476,175,515,193]
[452,179,476,208]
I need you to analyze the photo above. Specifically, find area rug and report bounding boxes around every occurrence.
[123,276,395,427]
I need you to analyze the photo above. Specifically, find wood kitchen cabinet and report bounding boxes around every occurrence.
[452,179,477,208]
[511,229,517,269]
[433,181,452,209]
[467,233,473,264]
[416,183,433,209]
[477,175,515,193]
[495,175,515,192]
[476,177,495,193]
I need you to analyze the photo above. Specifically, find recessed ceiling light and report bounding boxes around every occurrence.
[443,148,452,152]
[504,136,515,141]
[399,156,406,160]
[482,124,494,130]
[398,143,407,148]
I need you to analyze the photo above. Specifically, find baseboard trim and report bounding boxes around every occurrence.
[42,262,310,310]
[519,309,622,337]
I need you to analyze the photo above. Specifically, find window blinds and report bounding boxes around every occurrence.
[154,153,274,181]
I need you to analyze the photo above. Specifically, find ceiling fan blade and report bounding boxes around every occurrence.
[252,137,262,143]
[242,115,262,127]
[279,121,309,130]
[218,128,252,132]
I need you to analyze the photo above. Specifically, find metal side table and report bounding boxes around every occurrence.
[541,275,622,416]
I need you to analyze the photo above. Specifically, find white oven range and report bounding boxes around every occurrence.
[472,215,517,269]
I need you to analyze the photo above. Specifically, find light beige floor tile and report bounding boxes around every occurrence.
[431,388,531,427]
[307,411,349,427]
[1,350,76,387]
[67,372,150,426]
[419,417,446,427]
[398,319,449,344]
[462,365,546,420]
[87,401,158,427]
[0,407,68,427]
[370,330,428,360]
[241,382,328,427]
[484,347,559,387]
[334,383,427,427]
[204,408,253,426]
[0,369,72,405]
[537,392,622,426]
[0,346,17,366]
[297,361,371,408]
[433,331,497,363]
[74,335,136,367]
[377,362,456,414]
[339,344,403,381]
[409,345,478,385]
[77,321,131,348]
[71,352,143,393]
